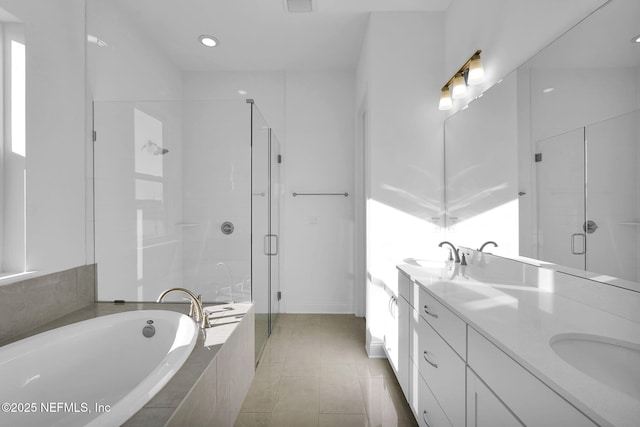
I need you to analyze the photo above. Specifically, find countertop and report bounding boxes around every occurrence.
[398,261,640,427]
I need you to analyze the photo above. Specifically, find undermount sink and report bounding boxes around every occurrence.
[550,333,640,401]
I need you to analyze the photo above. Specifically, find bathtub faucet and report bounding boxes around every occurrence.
[157,288,212,329]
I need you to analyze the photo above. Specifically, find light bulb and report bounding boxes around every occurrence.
[451,73,467,99]
[198,35,219,47]
[467,54,484,85]
[438,87,452,110]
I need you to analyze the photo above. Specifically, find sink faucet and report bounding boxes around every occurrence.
[438,241,460,263]
[478,241,498,252]
[157,287,211,329]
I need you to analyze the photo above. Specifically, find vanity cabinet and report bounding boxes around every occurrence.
[382,285,399,374]
[467,328,597,427]
[467,368,523,427]
[395,267,598,427]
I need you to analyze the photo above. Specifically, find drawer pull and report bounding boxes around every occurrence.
[423,350,438,368]
[423,305,438,318]
[423,410,432,427]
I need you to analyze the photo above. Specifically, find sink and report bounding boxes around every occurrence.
[550,333,640,401]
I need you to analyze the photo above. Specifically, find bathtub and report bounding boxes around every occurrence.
[0,310,198,426]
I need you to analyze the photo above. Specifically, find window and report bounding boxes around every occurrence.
[1,20,26,277]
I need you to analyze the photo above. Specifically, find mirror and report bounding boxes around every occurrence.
[444,0,640,288]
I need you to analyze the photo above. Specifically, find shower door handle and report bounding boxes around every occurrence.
[264,234,279,256]
[571,233,586,255]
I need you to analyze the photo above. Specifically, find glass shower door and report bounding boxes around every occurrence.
[250,101,281,363]
[251,104,270,361]
[536,128,586,270]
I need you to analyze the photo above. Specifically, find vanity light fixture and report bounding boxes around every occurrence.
[543,87,555,93]
[438,50,485,111]
[632,34,640,43]
[198,35,219,47]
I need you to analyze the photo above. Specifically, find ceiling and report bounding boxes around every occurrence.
[109,0,452,71]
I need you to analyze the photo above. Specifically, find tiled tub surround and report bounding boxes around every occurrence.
[0,302,255,427]
[0,265,96,343]
[398,253,640,427]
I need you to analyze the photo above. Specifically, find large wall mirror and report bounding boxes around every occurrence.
[444,0,640,290]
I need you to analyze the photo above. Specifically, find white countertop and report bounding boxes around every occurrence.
[398,261,640,427]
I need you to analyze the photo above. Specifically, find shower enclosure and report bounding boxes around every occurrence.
[92,99,280,361]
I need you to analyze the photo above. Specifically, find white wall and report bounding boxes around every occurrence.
[356,12,446,353]
[86,0,183,101]
[0,0,87,275]
[283,71,355,313]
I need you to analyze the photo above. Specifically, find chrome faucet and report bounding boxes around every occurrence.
[478,241,498,252]
[438,241,460,263]
[157,287,211,329]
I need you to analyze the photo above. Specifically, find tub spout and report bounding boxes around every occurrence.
[157,288,211,329]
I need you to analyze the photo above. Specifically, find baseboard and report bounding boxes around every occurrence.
[366,341,387,359]
[284,303,354,314]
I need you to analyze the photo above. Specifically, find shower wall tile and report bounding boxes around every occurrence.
[0,265,96,343]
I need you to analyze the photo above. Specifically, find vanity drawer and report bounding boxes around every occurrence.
[418,317,465,427]
[416,364,453,427]
[468,327,598,427]
[418,287,466,359]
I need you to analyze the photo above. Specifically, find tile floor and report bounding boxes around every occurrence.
[235,314,418,427]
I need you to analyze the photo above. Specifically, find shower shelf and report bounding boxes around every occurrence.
[619,222,640,225]
[175,223,200,228]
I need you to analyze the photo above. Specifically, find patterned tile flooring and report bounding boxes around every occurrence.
[235,314,418,427]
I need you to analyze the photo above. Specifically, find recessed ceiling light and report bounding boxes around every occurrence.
[237,90,248,95]
[632,34,640,43]
[198,35,219,47]
[543,87,555,93]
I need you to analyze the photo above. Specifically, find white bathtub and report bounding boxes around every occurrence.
[0,310,198,427]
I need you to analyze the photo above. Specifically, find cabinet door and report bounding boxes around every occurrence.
[397,295,410,399]
[467,368,523,427]
[384,291,399,372]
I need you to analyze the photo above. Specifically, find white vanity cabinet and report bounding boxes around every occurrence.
[395,266,599,427]
[467,368,523,427]
[467,328,597,427]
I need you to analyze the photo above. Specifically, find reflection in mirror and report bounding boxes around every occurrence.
[0,12,27,279]
[444,72,518,256]
[444,0,640,289]
[520,0,640,284]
